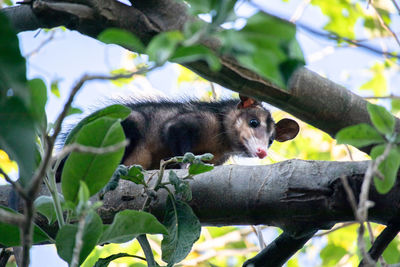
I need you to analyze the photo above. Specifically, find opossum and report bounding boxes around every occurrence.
[119,95,299,169]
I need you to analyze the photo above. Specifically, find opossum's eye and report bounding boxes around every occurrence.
[249,119,260,128]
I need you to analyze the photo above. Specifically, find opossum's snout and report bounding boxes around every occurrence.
[256,148,267,158]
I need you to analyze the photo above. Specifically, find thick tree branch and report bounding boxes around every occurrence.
[1,160,400,238]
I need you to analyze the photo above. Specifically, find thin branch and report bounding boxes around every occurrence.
[25,31,56,58]
[364,95,400,100]
[0,168,28,200]
[0,208,24,226]
[53,140,129,163]
[70,212,86,267]
[314,222,357,237]
[290,0,311,23]
[370,3,400,47]
[392,0,400,14]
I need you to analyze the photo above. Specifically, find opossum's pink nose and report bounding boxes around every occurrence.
[256,148,267,159]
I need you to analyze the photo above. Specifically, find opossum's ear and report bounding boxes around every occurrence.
[275,118,299,142]
[238,95,260,109]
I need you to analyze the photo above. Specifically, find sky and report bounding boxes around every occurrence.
[10,0,400,266]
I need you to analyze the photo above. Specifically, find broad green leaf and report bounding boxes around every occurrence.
[320,244,347,266]
[0,205,51,246]
[99,210,167,244]
[0,97,36,186]
[93,253,142,267]
[335,123,384,148]
[98,28,145,54]
[67,106,83,116]
[28,78,47,128]
[65,104,131,145]
[56,211,103,265]
[121,165,145,186]
[146,31,184,65]
[0,13,28,105]
[189,163,214,175]
[61,117,126,203]
[171,45,221,71]
[371,145,400,194]
[367,103,395,136]
[220,12,304,89]
[311,0,364,39]
[161,196,201,265]
[34,195,64,224]
[383,236,400,264]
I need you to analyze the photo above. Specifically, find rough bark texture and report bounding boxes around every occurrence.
[1,160,400,237]
[2,0,399,150]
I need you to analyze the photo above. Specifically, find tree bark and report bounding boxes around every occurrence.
[2,1,398,154]
[1,160,400,238]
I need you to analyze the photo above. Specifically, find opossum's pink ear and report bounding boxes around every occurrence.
[238,95,259,109]
[275,118,299,142]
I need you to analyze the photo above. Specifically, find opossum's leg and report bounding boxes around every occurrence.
[163,116,201,156]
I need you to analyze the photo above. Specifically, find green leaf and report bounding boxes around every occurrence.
[93,253,142,267]
[171,45,221,71]
[98,28,145,54]
[28,78,47,128]
[220,12,304,89]
[0,13,28,105]
[0,97,36,186]
[61,117,126,203]
[146,31,184,65]
[367,103,395,136]
[320,244,347,266]
[335,123,385,148]
[371,145,400,194]
[99,210,167,244]
[50,80,61,98]
[34,195,64,225]
[56,211,103,265]
[0,205,51,246]
[161,196,201,265]
[189,163,214,175]
[121,165,145,186]
[67,106,83,116]
[65,104,131,145]
[382,236,400,264]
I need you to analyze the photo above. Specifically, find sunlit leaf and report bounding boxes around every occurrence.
[335,123,384,148]
[371,144,400,194]
[98,28,145,54]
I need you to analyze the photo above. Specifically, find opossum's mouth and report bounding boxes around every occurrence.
[239,143,268,159]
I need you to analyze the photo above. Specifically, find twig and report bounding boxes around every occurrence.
[290,0,311,23]
[53,140,129,163]
[364,95,400,100]
[392,0,400,14]
[370,3,400,47]
[137,235,157,267]
[340,175,358,216]
[0,168,28,200]
[345,145,354,161]
[0,208,24,226]
[70,212,86,267]
[314,222,357,237]
[25,31,55,58]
